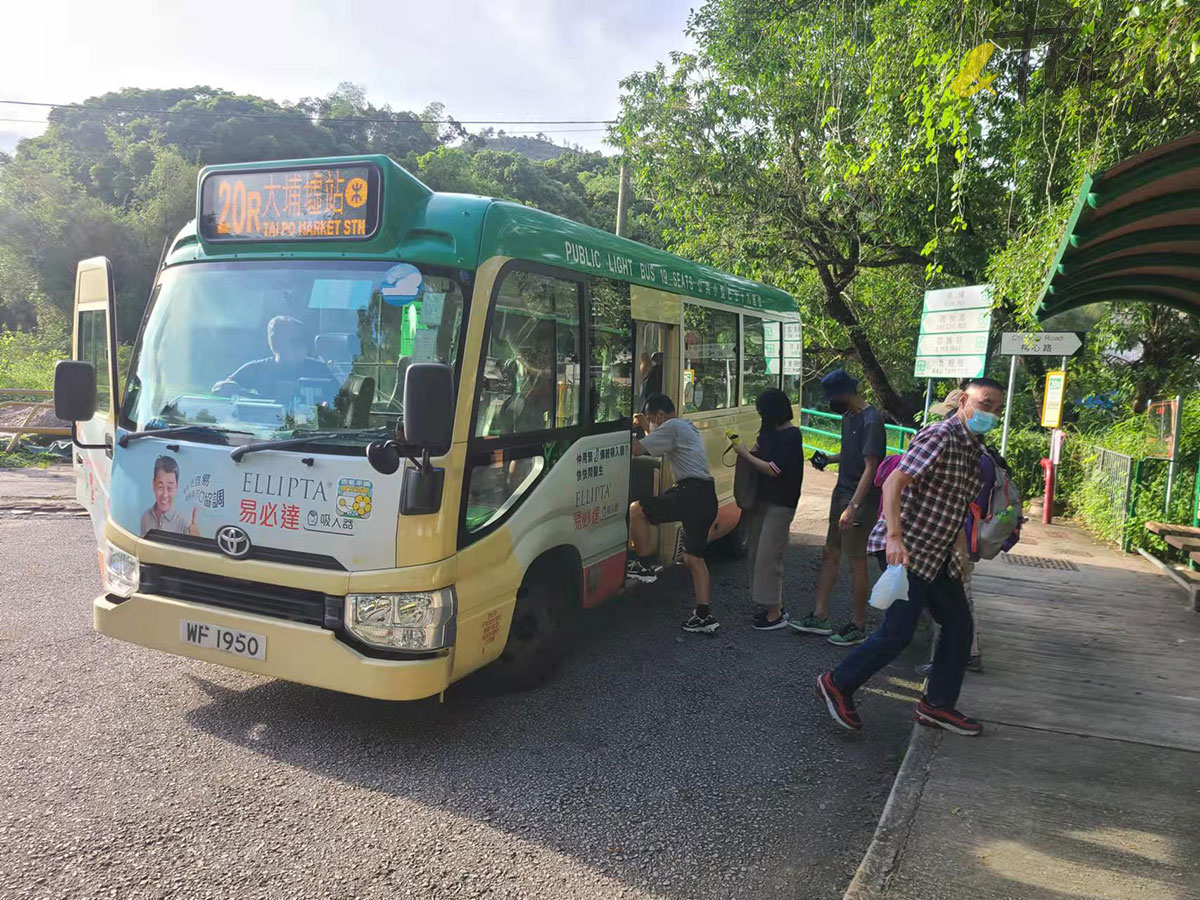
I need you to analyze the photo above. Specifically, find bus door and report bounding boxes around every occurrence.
[70,257,120,547]
[630,319,678,563]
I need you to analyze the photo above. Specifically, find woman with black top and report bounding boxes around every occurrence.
[729,388,805,630]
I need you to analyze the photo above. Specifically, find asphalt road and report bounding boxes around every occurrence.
[0,473,916,900]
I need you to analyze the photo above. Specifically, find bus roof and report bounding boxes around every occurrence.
[169,154,797,316]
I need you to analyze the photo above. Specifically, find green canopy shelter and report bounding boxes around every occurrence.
[1037,132,1200,321]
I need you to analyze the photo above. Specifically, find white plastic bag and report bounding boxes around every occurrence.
[869,564,909,610]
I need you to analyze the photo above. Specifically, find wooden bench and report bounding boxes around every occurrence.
[1143,522,1200,611]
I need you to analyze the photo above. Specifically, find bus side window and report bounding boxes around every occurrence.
[742,315,781,404]
[474,270,580,438]
[77,309,111,415]
[683,304,738,413]
[587,277,632,424]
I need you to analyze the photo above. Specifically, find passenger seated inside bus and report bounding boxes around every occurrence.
[212,315,336,403]
[639,351,664,405]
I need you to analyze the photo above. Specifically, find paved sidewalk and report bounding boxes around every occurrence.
[846,518,1200,900]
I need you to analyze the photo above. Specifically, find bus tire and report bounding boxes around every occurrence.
[490,558,577,691]
[714,512,751,559]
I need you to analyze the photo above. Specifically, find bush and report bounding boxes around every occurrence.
[998,427,1049,501]
[1061,395,1200,553]
[0,324,69,390]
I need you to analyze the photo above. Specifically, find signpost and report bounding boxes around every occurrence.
[998,331,1083,456]
[914,285,992,419]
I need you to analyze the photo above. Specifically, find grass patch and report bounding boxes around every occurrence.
[0,450,67,469]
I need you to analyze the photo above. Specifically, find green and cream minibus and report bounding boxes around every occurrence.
[54,155,801,699]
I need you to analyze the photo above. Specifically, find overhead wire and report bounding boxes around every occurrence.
[0,99,616,126]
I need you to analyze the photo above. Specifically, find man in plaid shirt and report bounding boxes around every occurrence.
[816,378,1006,736]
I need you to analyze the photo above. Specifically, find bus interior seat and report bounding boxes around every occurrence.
[629,455,662,506]
[335,374,375,428]
[315,333,362,375]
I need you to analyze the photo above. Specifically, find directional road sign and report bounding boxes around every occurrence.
[922,285,992,312]
[1000,332,1082,357]
[917,331,990,357]
[914,355,988,379]
[919,307,993,335]
[914,284,992,379]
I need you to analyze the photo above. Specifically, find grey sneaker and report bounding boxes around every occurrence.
[788,612,833,635]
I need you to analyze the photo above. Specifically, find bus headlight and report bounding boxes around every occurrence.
[344,589,456,651]
[103,541,140,598]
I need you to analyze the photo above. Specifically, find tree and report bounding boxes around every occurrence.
[614,1,1010,423]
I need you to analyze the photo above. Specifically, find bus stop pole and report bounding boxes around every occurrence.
[923,378,933,422]
[1000,353,1017,458]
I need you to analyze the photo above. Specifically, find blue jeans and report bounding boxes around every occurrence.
[833,560,974,709]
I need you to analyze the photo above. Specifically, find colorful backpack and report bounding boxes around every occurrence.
[967,451,1022,559]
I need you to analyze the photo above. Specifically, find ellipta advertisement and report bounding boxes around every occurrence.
[109,439,401,570]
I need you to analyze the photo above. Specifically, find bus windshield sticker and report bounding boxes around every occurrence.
[199,164,380,242]
[411,328,437,362]
[309,279,374,310]
[380,264,424,307]
[420,291,446,325]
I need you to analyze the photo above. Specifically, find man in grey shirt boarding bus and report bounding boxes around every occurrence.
[626,393,721,634]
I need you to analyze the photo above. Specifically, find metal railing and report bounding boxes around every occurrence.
[1086,447,1137,550]
[0,388,70,452]
[798,407,917,458]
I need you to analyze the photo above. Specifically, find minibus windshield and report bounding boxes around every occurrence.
[121,261,466,447]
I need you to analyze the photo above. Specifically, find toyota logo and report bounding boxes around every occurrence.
[215,525,252,559]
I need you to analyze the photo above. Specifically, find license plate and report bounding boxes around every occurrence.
[180,620,266,660]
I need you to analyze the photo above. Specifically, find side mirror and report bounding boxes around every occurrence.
[403,363,454,453]
[365,440,401,475]
[54,360,97,422]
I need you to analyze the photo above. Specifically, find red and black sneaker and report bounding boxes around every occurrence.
[915,699,982,736]
[816,672,862,731]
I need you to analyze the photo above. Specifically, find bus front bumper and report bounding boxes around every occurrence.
[94,592,454,701]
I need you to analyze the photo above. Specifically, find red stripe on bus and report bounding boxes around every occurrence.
[583,551,627,609]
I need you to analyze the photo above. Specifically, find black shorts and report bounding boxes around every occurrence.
[641,478,718,555]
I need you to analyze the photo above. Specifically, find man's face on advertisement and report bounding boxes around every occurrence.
[153,471,177,514]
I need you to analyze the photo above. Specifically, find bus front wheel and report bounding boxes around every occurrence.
[490,561,575,691]
[714,513,750,559]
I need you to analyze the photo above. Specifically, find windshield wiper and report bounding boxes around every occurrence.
[229,428,395,462]
[119,425,250,448]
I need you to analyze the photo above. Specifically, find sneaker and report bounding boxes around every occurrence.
[788,612,833,635]
[828,623,868,647]
[966,653,984,673]
[915,699,982,736]
[752,609,790,631]
[914,662,932,678]
[625,558,660,584]
[816,672,861,731]
[682,613,720,634]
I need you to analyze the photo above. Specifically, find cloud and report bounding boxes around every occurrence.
[2,0,696,153]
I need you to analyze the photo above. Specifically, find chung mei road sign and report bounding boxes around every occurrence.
[1000,332,1083,357]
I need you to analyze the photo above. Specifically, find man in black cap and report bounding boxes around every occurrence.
[790,369,886,646]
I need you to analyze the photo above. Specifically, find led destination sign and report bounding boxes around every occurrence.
[199,164,381,242]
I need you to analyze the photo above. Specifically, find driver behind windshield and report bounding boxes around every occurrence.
[212,315,334,402]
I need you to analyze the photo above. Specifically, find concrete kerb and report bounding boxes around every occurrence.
[842,721,941,900]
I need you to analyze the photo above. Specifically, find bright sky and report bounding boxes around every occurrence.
[1,0,696,155]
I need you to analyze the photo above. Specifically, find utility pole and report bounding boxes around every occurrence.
[615,161,630,238]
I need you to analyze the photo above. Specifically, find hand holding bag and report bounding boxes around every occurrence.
[733,453,759,510]
[869,564,909,610]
